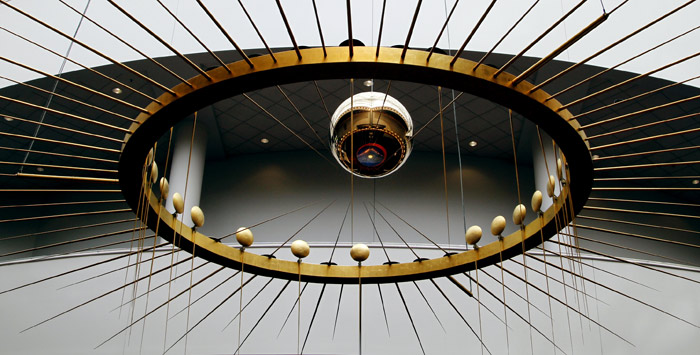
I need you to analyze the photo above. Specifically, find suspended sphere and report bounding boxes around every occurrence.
[236,227,254,247]
[531,190,543,212]
[191,206,205,228]
[512,204,527,225]
[350,243,370,262]
[491,216,506,236]
[291,240,310,259]
[159,177,169,197]
[172,192,184,214]
[465,225,482,245]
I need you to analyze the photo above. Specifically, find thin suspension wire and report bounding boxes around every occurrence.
[493,0,586,77]
[162,275,257,354]
[580,93,700,129]
[413,92,464,138]
[276,282,309,338]
[311,0,327,57]
[193,0,253,67]
[0,131,121,154]
[475,0,540,70]
[530,248,699,328]
[0,146,117,164]
[238,0,276,61]
[301,283,327,353]
[430,278,493,355]
[401,0,423,59]
[578,214,700,237]
[0,241,167,295]
[0,74,136,123]
[0,27,159,103]
[532,247,656,292]
[96,265,225,350]
[65,250,188,293]
[532,0,695,92]
[22,255,194,333]
[426,0,460,62]
[0,90,133,133]
[106,0,210,81]
[558,50,700,110]
[0,114,123,143]
[243,93,335,166]
[498,259,635,346]
[277,85,326,147]
[0,1,175,94]
[586,196,700,209]
[154,0,229,70]
[395,283,426,355]
[573,74,700,120]
[275,0,302,60]
[346,0,353,57]
[267,200,336,257]
[216,200,323,242]
[549,23,700,101]
[375,0,387,57]
[589,126,700,151]
[438,87,451,246]
[375,202,449,254]
[221,277,274,330]
[234,280,292,354]
[58,0,196,86]
[450,0,497,66]
[363,202,392,262]
[511,11,611,86]
[328,201,352,264]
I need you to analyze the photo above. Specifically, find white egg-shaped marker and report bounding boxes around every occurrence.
[547,175,557,198]
[465,225,482,246]
[491,216,506,236]
[513,204,527,225]
[150,162,158,183]
[172,192,184,214]
[556,158,563,181]
[350,243,370,262]
[531,190,543,212]
[190,206,205,228]
[159,177,169,197]
[146,148,154,165]
[236,227,254,247]
[291,240,310,259]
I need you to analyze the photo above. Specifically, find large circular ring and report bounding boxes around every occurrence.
[119,47,592,284]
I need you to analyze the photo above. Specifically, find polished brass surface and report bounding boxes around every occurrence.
[118,47,592,284]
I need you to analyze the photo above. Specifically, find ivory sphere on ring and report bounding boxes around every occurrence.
[531,190,543,212]
[190,206,205,228]
[350,243,370,262]
[236,227,254,247]
[512,204,527,225]
[465,225,482,246]
[159,177,169,197]
[172,192,184,214]
[291,240,310,259]
[491,216,506,236]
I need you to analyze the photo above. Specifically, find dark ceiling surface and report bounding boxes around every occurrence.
[1,47,699,200]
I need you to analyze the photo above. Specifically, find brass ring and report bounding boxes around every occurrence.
[119,47,592,284]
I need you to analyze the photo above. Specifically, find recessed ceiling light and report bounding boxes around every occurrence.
[260,138,269,144]
[468,140,478,147]
[592,154,600,159]
[693,179,699,185]
[112,87,122,94]
[36,167,44,172]
[3,116,13,122]
[363,80,373,87]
